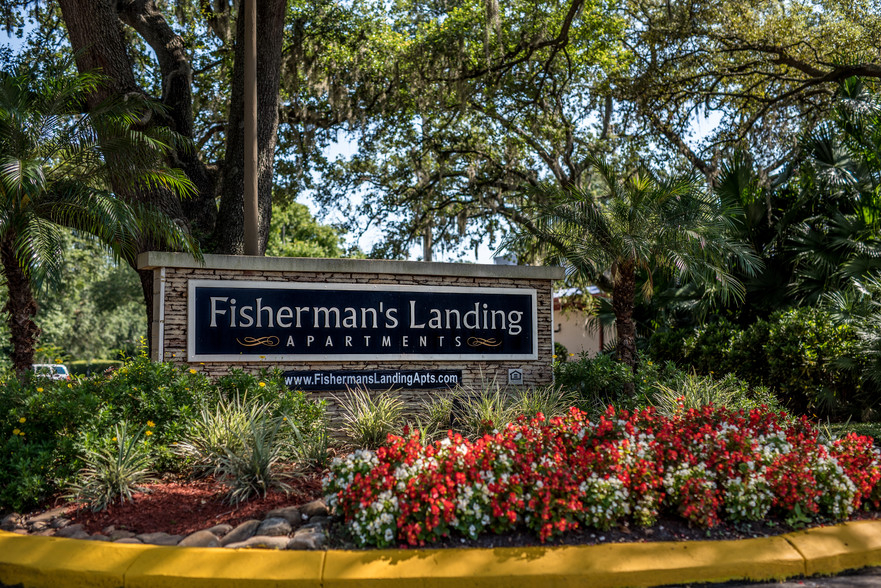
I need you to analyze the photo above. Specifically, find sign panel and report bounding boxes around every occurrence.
[284,369,462,391]
[188,280,537,361]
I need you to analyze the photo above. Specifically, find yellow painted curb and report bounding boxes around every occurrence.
[785,519,881,577]
[124,546,326,588]
[1,521,880,588]
[0,531,158,588]
[323,536,803,588]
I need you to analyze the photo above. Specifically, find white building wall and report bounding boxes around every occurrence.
[553,308,615,358]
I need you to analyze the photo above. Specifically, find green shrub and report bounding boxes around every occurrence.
[763,307,861,417]
[175,391,310,503]
[415,394,456,442]
[214,413,292,505]
[680,319,739,375]
[67,422,156,511]
[0,348,327,512]
[0,436,68,512]
[647,372,782,416]
[67,360,124,376]
[453,380,516,438]
[290,420,331,470]
[174,393,273,477]
[510,385,577,421]
[0,375,99,510]
[337,387,405,449]
[645,328,691,365]
[217,368,326,442]
[77,356,325,472]
[554,352,635,409]
[724,318,771,384]
[552,351,770,417]
[75,349,214,470]
[646,308,865,418]
[553,342,569,360]
[552,352,682,413]
[418,381,579,440]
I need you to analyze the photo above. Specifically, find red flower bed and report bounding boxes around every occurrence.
[323,406,881,547]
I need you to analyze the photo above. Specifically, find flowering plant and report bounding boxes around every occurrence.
[324,406,881,547]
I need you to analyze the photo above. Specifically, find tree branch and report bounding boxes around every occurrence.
[643,110,715,180]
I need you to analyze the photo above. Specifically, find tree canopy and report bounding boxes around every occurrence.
[616,0,881,177]
[6,0,880,261]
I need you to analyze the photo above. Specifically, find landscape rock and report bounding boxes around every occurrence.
[203,524,233,537]
[0,513,21,531]
[256,517,291,537]
[55,524,87,538]
[224,535,289,550]
[287,527,326,550]
[301,516,328,529]
[299,499,328,519]
[265,506,302,527]
[136,532,183,546]
[220,519,261,546]
[49,517,72,529]
[10,498,334,549]
[25,506,67,525]
[179,530,221,548]
[85,534,111,542]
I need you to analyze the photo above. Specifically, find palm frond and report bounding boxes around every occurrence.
[14,215,65,289]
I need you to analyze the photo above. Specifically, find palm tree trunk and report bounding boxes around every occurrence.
[0,236,40,375]
[612,261,638,396]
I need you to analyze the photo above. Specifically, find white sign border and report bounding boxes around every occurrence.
[187,279,539,362]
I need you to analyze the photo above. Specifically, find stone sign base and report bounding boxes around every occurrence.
[138,252,562,421]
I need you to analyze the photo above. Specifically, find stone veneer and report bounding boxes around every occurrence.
[137,252,563,420]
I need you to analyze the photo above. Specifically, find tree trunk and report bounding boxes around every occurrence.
[0,236,40,375]
[58,0,140,99]
[58,0,187,354]
[59,0,218,238]
[114,0,219,243]
[57,0,289,351]
[612,260,638,396]
[213,0,288,254]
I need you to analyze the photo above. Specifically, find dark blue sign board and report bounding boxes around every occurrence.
[187,280,537,361]
[283,369,463,391]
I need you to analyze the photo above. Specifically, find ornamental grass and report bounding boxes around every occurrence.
[323,406,881,547]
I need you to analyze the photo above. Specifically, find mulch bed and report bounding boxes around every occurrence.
[64,474,324,536]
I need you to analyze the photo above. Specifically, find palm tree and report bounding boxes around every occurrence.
[0,68,200,374]
[504,157,760,391]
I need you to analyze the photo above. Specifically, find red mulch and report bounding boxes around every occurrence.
[66,475,324,536]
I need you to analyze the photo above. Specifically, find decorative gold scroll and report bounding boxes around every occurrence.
[236,336,280,347]
[467,337,502,348]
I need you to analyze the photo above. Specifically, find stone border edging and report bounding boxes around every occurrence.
[2,519,881,587]
[137,251,565,280]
